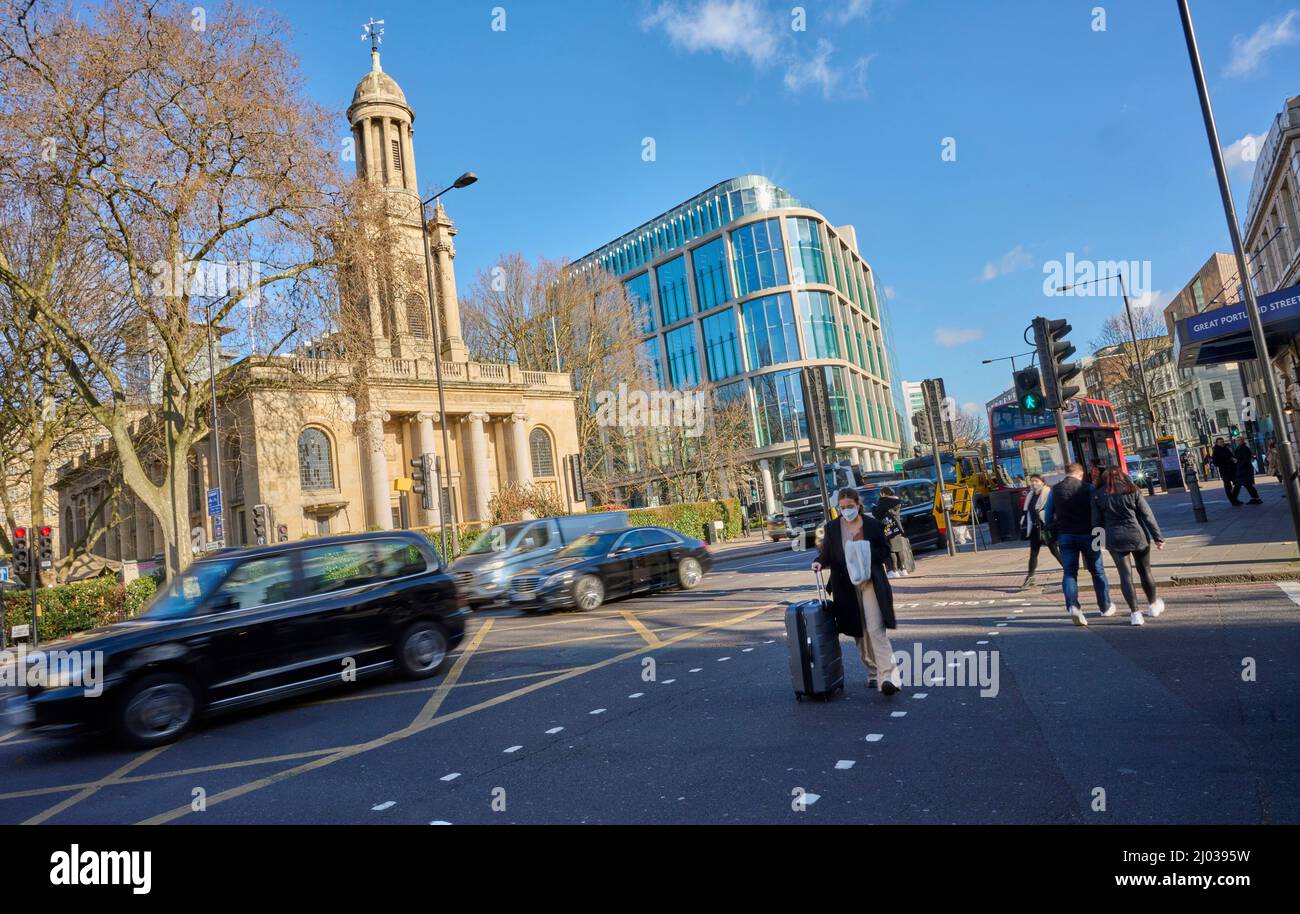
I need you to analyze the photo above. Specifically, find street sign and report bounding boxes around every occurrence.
[0,564,8,582]
[212,514,224,542]
[207,487,222,517]
[11,624,29,639]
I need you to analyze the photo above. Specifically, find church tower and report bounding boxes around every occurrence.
[346,29,468,361]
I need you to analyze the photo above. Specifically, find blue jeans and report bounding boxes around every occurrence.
[1057,533,1111,612]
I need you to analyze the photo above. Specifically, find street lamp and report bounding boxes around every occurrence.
[407,171,477,563]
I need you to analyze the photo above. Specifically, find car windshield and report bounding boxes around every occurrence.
[858,488,884,511]
[782,470,834,499]
[465,523,526,555]
[557,532,618,558]
[140,560,234,620]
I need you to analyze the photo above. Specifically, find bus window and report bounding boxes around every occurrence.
[1022,441,1065,477]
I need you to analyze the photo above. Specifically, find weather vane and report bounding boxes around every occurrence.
[361,17,385,53]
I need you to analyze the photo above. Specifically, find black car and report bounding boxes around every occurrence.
[510,526,712,611]
[8,531,466,747]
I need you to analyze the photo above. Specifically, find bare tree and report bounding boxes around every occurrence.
[0,0,360,576]
[1088,308,1170,449]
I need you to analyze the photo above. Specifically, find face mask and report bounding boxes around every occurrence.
[841,507,859,521]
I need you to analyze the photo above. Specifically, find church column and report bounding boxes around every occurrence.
[412,411,442,527]
[758,458,776,514]
[461,412,491,522]
[361,411,394,530]
[401,123,417,191]
[506,413,533,486]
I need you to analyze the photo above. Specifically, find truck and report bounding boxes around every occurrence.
[778,461,896,545]
[900,450,994,518]
[451,511,628,609]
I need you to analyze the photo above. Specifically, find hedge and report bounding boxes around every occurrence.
[411,524,489,564]
[3,573,160,643]
[628,498,743,541]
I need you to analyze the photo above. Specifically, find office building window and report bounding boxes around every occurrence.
[625,272,655,333]
[692,237,731,310]
[656,255,691,326]
[730,218,788,296]
[786,217,828,285]
[639,338,664,387]
[798,290,840,359]
[664,324,701,389]
[741,292,799,370]
[752,369,806,447]
[701,309,743,382]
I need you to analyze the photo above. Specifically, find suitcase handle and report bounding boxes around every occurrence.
[813,567,828,605]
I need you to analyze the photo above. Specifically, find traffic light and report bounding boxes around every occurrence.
[36,526,53,570]
[12,526,30,577]
[921,378,954,448]
[911,408,932,446]
[1032,316,1082,409]
[1230,425,1240,439]
[252,504,271,545]
[410,453,435,512]
[1013,367,1045,414]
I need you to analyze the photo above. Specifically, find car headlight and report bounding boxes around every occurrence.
[545,569,576,587]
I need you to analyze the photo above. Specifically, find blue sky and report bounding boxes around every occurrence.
[280,0,1299,413]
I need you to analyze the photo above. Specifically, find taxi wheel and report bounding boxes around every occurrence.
[396,620,450,679]
[114,673,198,748]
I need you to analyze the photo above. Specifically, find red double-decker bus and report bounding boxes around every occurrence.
[988,398,1125,484]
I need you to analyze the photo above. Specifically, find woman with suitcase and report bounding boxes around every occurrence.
[871,486,914,578]
[812,487,900,695]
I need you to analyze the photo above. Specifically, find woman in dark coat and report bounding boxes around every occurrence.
[871,486,913,577]
[812,487,899,694]
[1091,467,1165,626]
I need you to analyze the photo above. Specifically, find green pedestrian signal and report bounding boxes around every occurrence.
[1014,367,1045,415]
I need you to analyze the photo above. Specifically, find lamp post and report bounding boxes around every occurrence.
[410,171,477,563]
[1177,0,1300,550]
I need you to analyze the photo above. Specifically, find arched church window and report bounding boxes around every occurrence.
[529,428,555,478]
[299,428,335,491]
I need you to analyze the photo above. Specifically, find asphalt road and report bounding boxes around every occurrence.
[2,541,1298,825]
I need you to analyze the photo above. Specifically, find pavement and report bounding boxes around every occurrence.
[919,476,1300,589]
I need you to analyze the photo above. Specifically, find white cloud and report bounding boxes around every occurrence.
[1131,289,1170,311]
[883,285,896,299]
[980,244,1033,281]
[643,1,872,98]
[961,401,983,416]
[1225,10,1299,78]
[830,0,877,25]
[783,40,872,98]
[1223,131,1267,171]
[642,0,779,66]
[934,327,984,347]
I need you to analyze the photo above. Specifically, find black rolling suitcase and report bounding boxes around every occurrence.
[785,570,844,701]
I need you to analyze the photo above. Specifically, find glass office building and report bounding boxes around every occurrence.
[573,175,902,512]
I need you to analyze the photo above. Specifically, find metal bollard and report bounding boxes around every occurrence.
[1183,456,1208,523]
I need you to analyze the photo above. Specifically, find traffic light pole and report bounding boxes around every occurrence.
[924,400,956,557]
[29,549,38,647]
[1053,406,1074,467]
[1178,0,1300,552]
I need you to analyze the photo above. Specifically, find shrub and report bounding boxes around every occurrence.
[628,498,742,540]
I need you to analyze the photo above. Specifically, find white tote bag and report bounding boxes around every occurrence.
[844,537,872,585]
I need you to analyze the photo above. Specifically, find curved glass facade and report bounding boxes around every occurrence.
[572,174,902,488]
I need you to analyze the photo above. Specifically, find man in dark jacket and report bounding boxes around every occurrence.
[1233,441,1263,504]
[1212,438,1240,505]
[1046,462,1115,626]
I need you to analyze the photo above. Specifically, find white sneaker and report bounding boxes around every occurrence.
[1100,603,1117,617]
[886,570,899,579]
[1147,598,1165,618]
[1130,610,1145,626]
[899,570,910,577]
[1070,607,1088,627]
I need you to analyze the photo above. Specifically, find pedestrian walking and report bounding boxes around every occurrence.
[1091,467,1166,626]
[871,486,914,579]
[1046,462,1116,626]
[811,487,900,694]
[1233,440,1263,504]
[1019,474,1060,590]
[1211,437,1239,505]
[1266,440,1279,478]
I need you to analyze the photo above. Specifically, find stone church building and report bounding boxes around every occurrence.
[53,47,583,569]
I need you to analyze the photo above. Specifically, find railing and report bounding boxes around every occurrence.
[282,356,569,390]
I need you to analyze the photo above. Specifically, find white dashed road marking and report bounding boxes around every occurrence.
[429,820,452,825]
[590,708,607,715]
[662,679,676,684]
[865,733,884,743]
[440,773,461,782]
[504,745,523,754]
[912,693,928,700]
[546,727,564,734]
[891,711,907,718]
[372,801,395,811]
[689,668,702,673]
[629,692,644,698]
[835,760,856,770]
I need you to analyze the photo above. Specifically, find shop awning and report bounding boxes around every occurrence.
[1175,283,1300,369]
